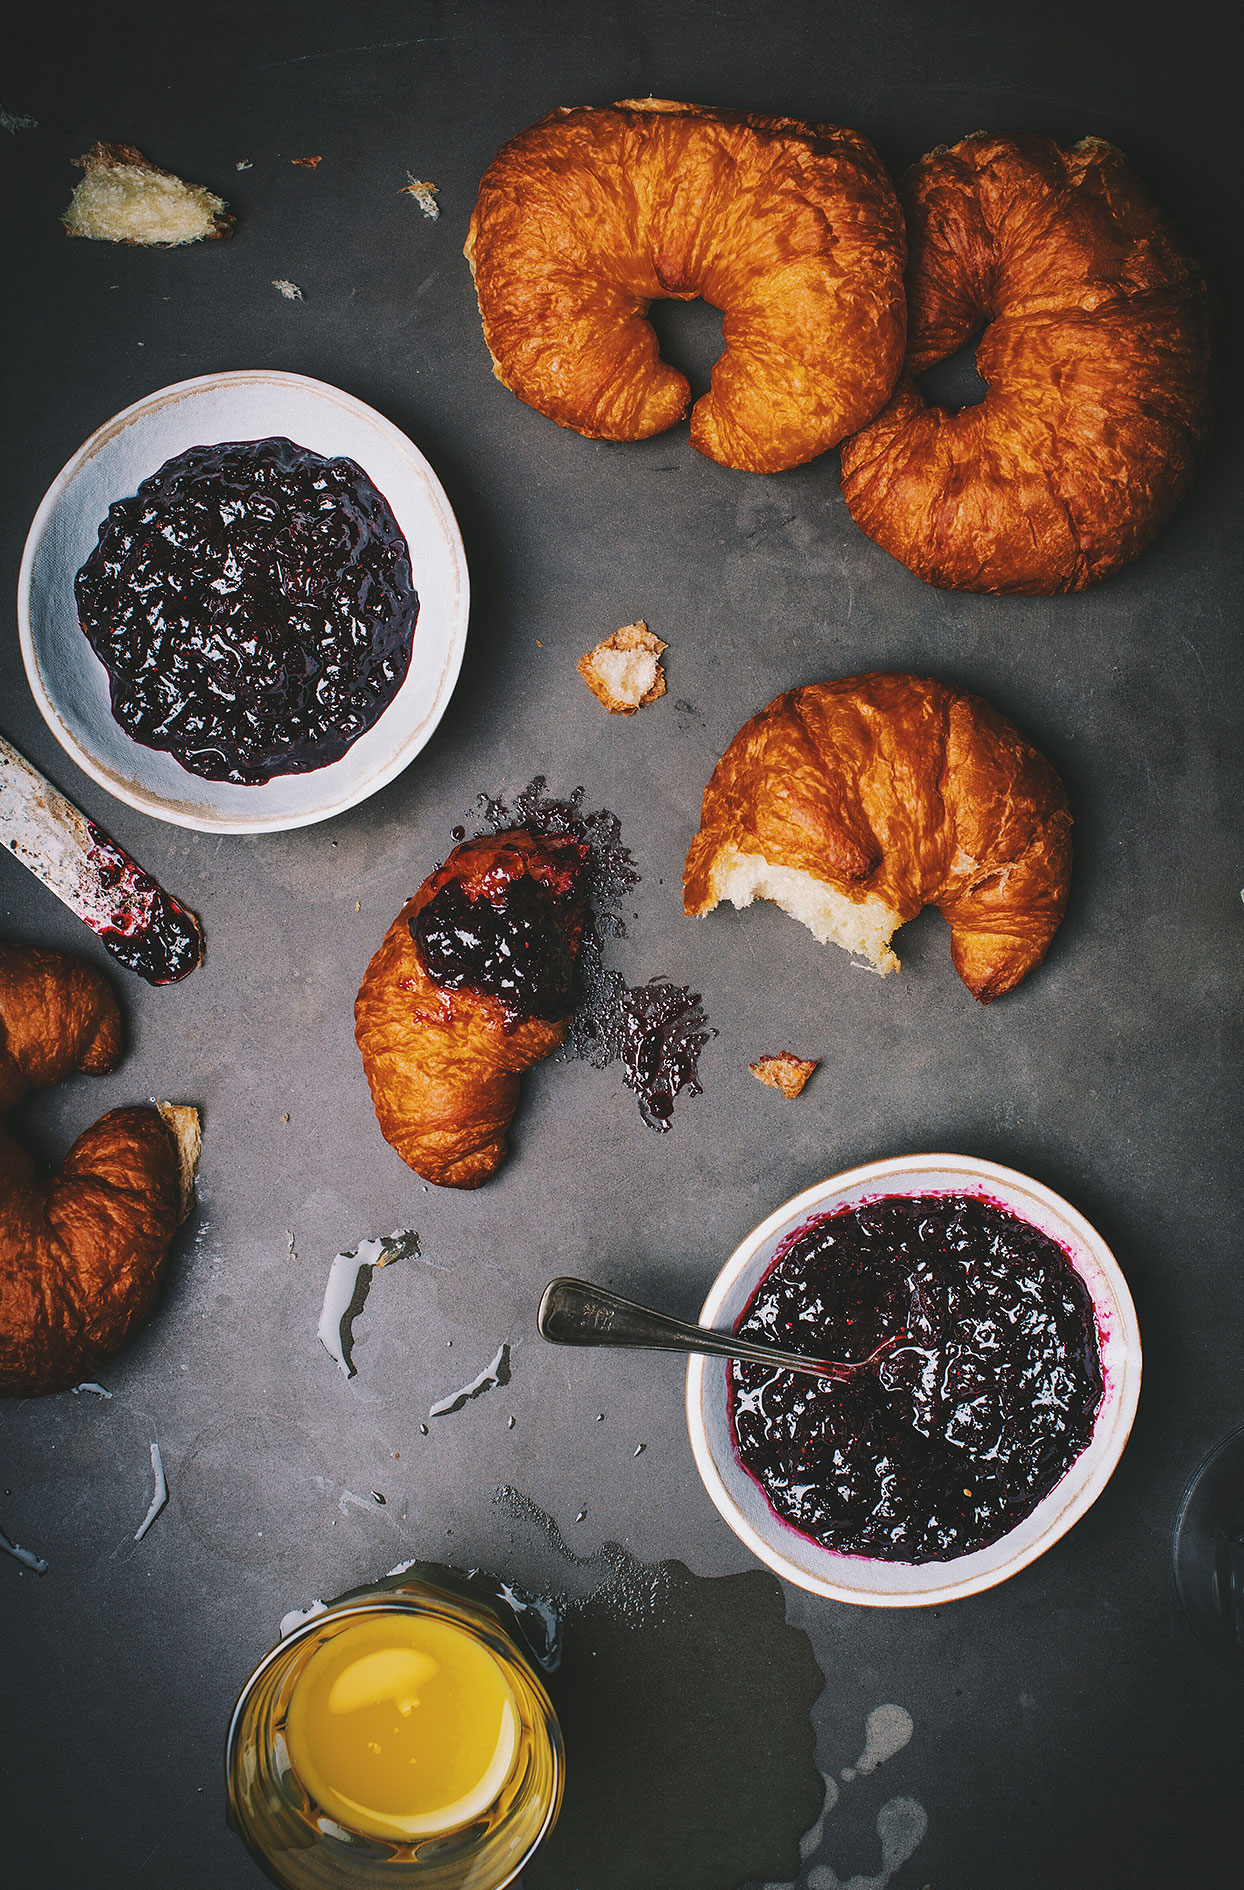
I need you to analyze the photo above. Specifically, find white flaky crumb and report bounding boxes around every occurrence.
[0,1522,48,1574]
[272,277,304,300]
[399,174,440,218]
[235,158,253,171]
[63,142,233,246]
[578,621,667,714]
[428,1343,511,1417]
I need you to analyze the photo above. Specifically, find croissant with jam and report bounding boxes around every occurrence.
[684,675,1072,1002]
[355,830,588,1189]
[0,944,199,1396]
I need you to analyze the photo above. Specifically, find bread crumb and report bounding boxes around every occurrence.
[272,278,304,300]
[578,622,666,714]
[399,175,440,219]
[291,154,322,168]
[63,143,233,246]
[750,1053,818,1098]
[235,158,253,170]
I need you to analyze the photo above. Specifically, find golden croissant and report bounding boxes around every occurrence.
[0,944,199,1395]
[840,134,1214,593]
[684,674,1072,1001]
[466,99,906,473]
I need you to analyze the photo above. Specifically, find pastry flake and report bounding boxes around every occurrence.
[750,1052,818,1098]
[578,621,666,714]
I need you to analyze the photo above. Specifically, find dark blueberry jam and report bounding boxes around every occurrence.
[619,978,713,1131]
[730,1193,1104,1563]
[84,820,203,984]
[469,778,714,1129]
[74,437,419,785]
[411,835,588,1027]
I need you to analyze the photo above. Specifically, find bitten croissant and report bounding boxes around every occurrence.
[0,944,200,1396]
[355,829,588,1189]
[839,134,1215,593]
[465,99,906,473]
[683,675,1072,1002]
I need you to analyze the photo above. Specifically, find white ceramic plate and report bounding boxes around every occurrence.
[18,371,469,833]
[686,1154,1142,1606]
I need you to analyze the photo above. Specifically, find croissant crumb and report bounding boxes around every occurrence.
[62,142,233,246]
[751,1053,819,1098]
[578,622,667,714]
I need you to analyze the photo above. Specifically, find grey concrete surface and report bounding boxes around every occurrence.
[1,3,1241,1887]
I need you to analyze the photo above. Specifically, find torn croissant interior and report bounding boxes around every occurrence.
[62,142,234,246]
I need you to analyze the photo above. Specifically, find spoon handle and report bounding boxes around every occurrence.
[537,1277,851,1381]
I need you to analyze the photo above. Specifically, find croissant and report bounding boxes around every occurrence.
[0,944,200,1396]
[465,99,906,473]
[683,675,1072,1002]
[839,134,1215,593]
[355,829,589,1189]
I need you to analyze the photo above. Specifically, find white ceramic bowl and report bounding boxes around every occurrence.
[686,1154,1141,1606]
[18,371,469,833]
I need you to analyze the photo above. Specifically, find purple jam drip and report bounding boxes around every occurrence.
[730,1193,1104,1564]
[411,839,587,1028]
[618,978,713,1131]
[74,436,418,785]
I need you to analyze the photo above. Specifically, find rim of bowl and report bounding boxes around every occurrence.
[17,369,469,835]
[685,1153,1142,1607]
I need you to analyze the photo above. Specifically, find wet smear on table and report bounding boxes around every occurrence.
[496,1489,824,1890]
[760,1704,925,1890]
[0,1389,168,1569]
[428,1343,511,1417]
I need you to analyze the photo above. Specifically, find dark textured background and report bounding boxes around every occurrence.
[1,3,1241,1886]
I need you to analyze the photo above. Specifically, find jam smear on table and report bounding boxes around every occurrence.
[75,436,419,785]
[411,832,588,1027]
[617,977,713,1130]
[730,1193,1103,1563]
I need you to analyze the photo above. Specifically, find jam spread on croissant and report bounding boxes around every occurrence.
[75,437,419,784]
[730,1194,1103,1563]
[410,833,588,1027]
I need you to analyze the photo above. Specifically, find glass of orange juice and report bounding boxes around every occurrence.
[225,1564,563,1889]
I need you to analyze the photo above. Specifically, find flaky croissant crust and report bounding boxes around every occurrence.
[840,134,1215,594]
[0,945,192,1396]
[683,673,1073,1001]
[465,98,906,473]
[355,832,578,1190]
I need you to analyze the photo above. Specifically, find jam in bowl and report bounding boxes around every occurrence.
[686,1155,1141,1606]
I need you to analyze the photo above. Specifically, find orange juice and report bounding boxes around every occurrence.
[285,1612,519,1840]
[225,1568,563,1890]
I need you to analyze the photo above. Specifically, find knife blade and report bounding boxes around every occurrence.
[0,734,203,984]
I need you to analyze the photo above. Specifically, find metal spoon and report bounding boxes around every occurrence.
[537,1276,895,1382]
